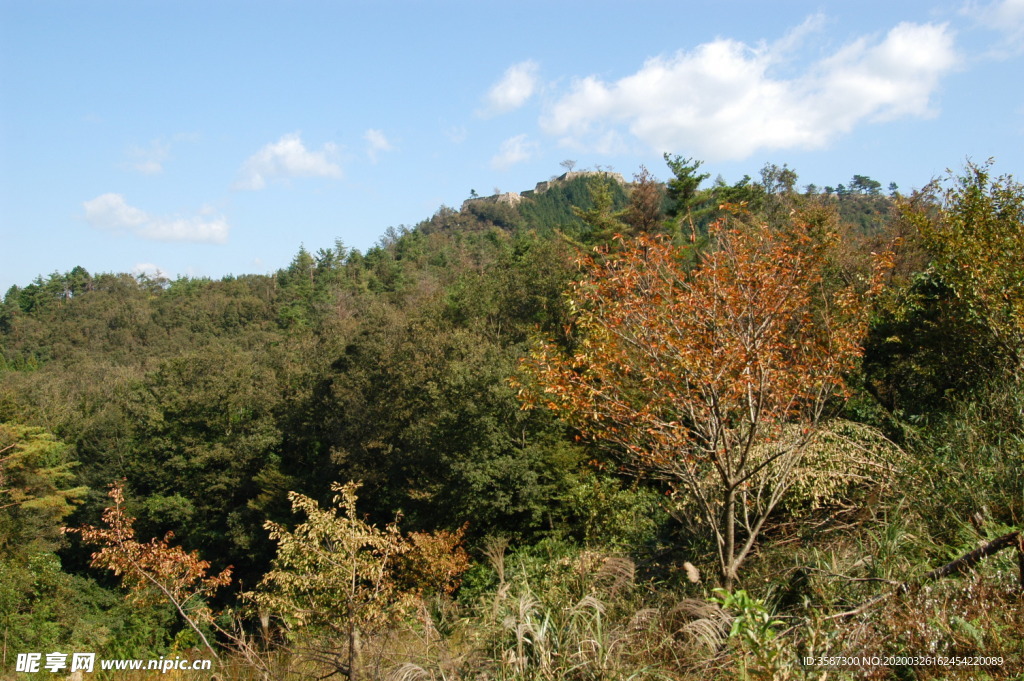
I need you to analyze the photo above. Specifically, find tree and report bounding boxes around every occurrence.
[254,483,407,679]
[907,161,1024,375]
[759,163,799,227]
[521,218,888,587]
[252,483,470,680]
[277,246,317,328]
[572,176,628,244]
[560,159,577,174]
[122,346,284,579]
[711,174,765,215]
[69,482,231,660]
[621,165,665,235]
[866,162,1024,415]
[759,163,798,196]
[1,424,92,655]
[1,424,85,548]
[663,154,710,241]
[849,174,882,195]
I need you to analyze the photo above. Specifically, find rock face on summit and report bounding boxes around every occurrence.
[533,171,626,195]
[462,171,627,211]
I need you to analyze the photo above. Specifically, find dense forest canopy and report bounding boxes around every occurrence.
[2,160,1023,679]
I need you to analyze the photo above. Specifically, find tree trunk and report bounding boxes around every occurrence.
[721,486,737,589]
[347,625,362,681]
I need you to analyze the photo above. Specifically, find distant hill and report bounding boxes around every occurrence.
[414,166,898,252]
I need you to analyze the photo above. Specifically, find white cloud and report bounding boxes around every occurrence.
[965,0,1024,55]
[481,60,540,116]
[490,134,537,170]
[83,193,148,229]
[83,193,229,244]
[970,0,1024,28]
[541,20,958,161]
[132,262,168,279]
[140,215,230,243]
[235,132,342,190]
[364,128,395,163]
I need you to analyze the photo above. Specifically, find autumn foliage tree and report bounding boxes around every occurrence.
[622,165,665,235]
[68,482,232,659]
[521,218,888,587]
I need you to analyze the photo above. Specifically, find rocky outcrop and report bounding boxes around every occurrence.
[535,170,626,194]
[462,170,626,211]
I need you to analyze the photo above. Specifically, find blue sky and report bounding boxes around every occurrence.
[1,0,1022,292]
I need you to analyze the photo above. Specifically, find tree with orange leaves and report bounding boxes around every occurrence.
[520,217,888,588]
[68,482,232,659]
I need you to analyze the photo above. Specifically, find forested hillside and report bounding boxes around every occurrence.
[2,159,1022,679]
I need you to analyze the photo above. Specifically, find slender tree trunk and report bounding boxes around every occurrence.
[722,486,737,589]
